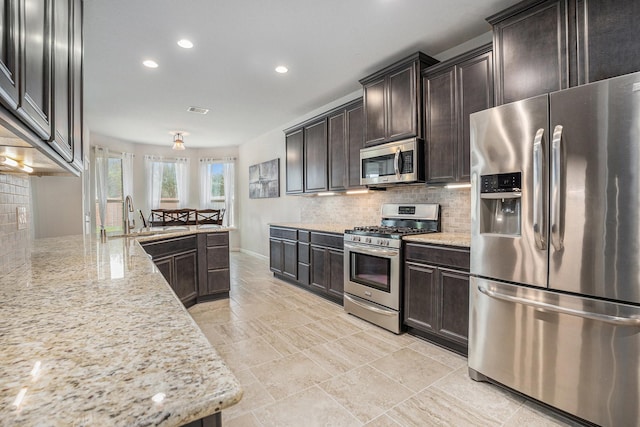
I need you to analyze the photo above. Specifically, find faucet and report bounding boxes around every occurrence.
[124,195,135,234]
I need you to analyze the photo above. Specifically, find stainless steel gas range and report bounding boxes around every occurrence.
[343,203,440,333]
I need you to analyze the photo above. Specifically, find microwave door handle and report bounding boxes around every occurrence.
[393,149,400,177]
[551,125,564,251]
[533,128,546,250]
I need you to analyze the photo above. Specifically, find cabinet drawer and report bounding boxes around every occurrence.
[310,232,343,250]
[270,227,297,240]
[206,232,229,247]
[298,230,310,243]
[405,243,470,271]
[207,246,230,270]
[142,235,197,259]
[298,242,310,264]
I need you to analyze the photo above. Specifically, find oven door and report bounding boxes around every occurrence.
[343,242,400,310]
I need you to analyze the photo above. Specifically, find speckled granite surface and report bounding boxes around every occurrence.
[269,223,357,234]
[0,234,242,426]
[403,232,471,248]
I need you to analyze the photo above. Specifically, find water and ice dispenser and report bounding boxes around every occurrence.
[479,172,522,236]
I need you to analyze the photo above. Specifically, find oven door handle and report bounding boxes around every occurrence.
[344,294,397,317]
[344,242,399,258]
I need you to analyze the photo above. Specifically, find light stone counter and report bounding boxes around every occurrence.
[0,233,242,426]
[269,223,358,235]
[403,232,471,248]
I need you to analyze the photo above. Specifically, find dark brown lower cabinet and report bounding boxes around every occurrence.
[141,232,231,308]
[142,235,199,308]
[269,226,343,304]
[181,412,221,427]
[269,227,297,281]
[197,232,231,301]
[404,242,470,355]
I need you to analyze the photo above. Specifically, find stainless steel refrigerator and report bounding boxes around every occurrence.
[469,71,640,427]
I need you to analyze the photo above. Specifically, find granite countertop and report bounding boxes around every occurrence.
[116,224,232,244]
[0,234,242,426]
[403,232,471,248]
[269,223,357,235]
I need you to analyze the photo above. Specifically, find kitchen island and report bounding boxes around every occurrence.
[0,232,242,426]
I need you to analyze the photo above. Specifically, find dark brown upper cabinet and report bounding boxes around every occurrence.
[489,0,569,105]
[303,119,328,193]
[0,0,20,109]
[329,98,365,191]
[360,52,438,146]
[18,0,53,140]
[285,98,364,195]
[51,0,73,162]
[423,44,493,184]
[490,0,640,105]
[285,129,304,194]
[575,0,640,85]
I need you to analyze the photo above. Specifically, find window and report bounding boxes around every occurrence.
[145,156,189,209]
[95,157,123,232]
[200,159,235,226]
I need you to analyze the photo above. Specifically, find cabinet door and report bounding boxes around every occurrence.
[269,238,283,274]
[425,68,457,183]
[388,65,417,141]
[285,129,304,194]
[174,250,198,307]
[404,262,437,332]
[297,241,310,286]
[328,111,346,191]
[50,0,72,161]
[282,239,297,280]
[154,256,174,286]
[457,51,493,181]
[363,77,386,146]
[310,246,327,293]
[346,101,365,189]
[576,0,640,85]
[0,0,19,108]
[206,269,230,295]
[437,268,469,346]
[304,120,327,192]
[18,0,53,139]
[207,245,229,271]
[492,0,570,104]
[327,248,344,300]
[70,0,82,170]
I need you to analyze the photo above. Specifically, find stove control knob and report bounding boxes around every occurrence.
[365,237,371,244]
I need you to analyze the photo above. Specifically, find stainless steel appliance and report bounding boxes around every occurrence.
[344,203,439,333]
[469,71,640,427]
[360,138,424,186]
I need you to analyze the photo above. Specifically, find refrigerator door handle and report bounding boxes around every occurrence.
[551,125,564,251]
[533,128,546,250]
[477,283,640,326]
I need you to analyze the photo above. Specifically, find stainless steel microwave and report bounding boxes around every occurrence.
[360,138,425,186]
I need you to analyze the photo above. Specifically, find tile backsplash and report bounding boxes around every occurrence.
[300,185,470,233]
[0,173,31,274]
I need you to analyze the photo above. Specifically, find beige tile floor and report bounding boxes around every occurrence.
[189,252,582,427]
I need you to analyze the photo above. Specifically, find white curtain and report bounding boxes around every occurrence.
[94,146,109,231]
[199,158,214,209]
[222,158,235,226]
[175,157,189,208]
[145,155,164,209]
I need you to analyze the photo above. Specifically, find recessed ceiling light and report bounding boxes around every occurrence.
[275,65,288,74]
[143,60,159,68]
[187,106,209,115]
[177,39,193,49]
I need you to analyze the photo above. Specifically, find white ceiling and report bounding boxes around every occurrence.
[83,0,521,148]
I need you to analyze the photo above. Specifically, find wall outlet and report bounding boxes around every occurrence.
[17,206,27,230]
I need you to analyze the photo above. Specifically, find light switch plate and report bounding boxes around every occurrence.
[17,206,27,230]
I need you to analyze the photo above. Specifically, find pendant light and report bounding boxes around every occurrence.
[172,133,185,150]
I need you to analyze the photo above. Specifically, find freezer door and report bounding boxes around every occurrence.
[470,94,549,288]
[469,277,640,427]
[549,71,640,304]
